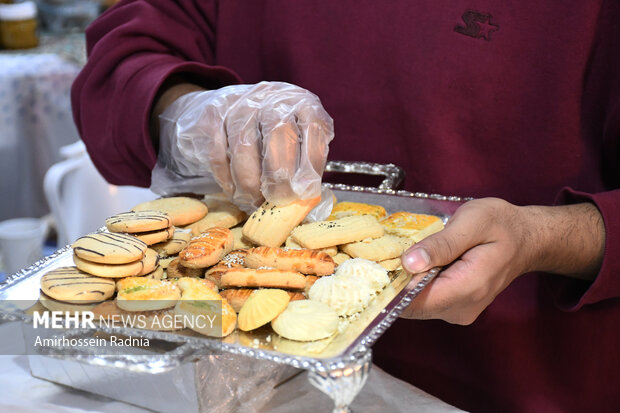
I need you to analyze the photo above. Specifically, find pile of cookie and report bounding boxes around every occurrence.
[38,193,444,343]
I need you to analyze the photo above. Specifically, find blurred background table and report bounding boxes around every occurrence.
[0,33,85,222]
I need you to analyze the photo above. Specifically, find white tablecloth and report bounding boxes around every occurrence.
[0,54,80,221]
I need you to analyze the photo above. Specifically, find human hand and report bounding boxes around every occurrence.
[400,198,605,325]
[151,81,334,211]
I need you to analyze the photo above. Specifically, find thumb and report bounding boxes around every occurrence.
[401,215,482,273]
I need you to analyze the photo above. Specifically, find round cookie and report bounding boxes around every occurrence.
[151,228,192,256]
[39,292,100,313]
[74,248,159,278]
[132,197,208,226]
[72,232,147,264]
[105,210,172,233]
[138,249,160,275]
[40,266,115,303]
[134,226,175,245]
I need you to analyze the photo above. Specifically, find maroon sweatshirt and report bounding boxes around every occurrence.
[72,1,620,411]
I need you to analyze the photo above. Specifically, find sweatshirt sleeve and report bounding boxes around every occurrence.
[546,0,620,310]
[71,0,241,187]
[549,189,620,310]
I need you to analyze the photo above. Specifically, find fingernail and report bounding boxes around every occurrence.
[402,248,431,273]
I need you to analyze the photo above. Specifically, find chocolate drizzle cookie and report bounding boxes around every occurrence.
[73,248,159,278]
[72,232,147,264]
[105,210,172,233]
[40,266,115,303]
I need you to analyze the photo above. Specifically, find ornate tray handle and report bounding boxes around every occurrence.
[325,161,405,191]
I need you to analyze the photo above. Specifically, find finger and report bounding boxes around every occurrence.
[201,99,234,197]
[207,123,234,197]
[292,103,334,198]
[295,100,334,174]
[187,87,248,199]
[400,262,472,321]
[226,105,263,210]
[171,93,215,176]
[402,244,498,324]
[401,205,486,273]
[259,108,301,204]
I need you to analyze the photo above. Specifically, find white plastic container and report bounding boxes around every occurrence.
[0,217,47,277]
[44,141,157,247]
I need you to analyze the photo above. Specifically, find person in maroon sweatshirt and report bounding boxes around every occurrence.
[71,1,619,412]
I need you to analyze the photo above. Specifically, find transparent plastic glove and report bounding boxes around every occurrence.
[304,186,336,223]
[151,81,334,212]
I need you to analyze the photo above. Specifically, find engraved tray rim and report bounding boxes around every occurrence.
[0,183,469,374]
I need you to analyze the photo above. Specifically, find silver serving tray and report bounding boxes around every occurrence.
[0,161,469,375]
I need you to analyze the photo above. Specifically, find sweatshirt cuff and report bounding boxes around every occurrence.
[546,187,620,310]
[138,60,243,183]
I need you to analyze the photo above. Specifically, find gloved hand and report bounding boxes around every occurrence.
[151,81,334,212]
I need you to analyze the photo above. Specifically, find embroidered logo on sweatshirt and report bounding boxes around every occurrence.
[454,10,499,41]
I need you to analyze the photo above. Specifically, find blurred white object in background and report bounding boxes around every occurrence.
[0,217,48,277]
[44,141,157,247]
[0,54,81,221]
[36,0,100,34]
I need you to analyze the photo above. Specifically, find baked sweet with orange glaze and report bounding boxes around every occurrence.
[220,268,306,290]
[204,249,248,287]
[178,227,234,268]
